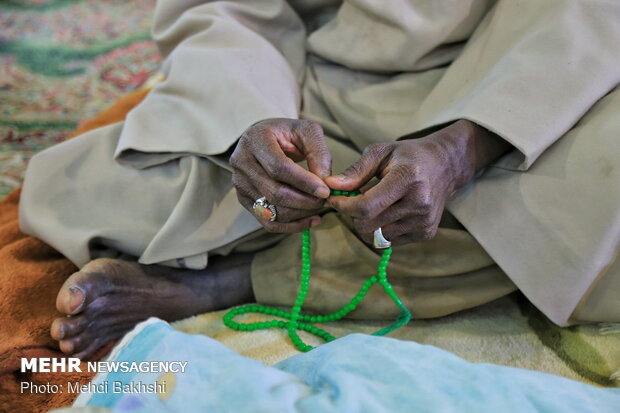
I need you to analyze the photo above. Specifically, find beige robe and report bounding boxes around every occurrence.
[19,0,620,325]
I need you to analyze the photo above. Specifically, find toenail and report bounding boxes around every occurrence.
[68,285,86,312]
[60,340,74,354]
[51,320,65,340]
[69,285,82,295]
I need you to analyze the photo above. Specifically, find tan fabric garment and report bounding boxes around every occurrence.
[252,213,516,319]
[19,0,620,325]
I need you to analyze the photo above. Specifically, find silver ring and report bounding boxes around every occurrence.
[373,227,391,249]
[253,197,277,222]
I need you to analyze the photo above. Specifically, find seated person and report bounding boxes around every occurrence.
[19,0,620,359]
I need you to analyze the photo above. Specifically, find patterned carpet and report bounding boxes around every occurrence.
[0,0,161,198]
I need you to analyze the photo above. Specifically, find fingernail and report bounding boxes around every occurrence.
[314,186,330,199]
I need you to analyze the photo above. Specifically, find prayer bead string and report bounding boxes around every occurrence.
[223,190,412,352]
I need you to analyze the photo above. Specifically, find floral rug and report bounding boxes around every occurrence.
[0,0,161,198]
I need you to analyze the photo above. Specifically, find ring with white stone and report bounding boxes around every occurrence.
[373,227,391,249]
[253,197,277,222]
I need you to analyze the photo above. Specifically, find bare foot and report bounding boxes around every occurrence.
[50,254,254,359]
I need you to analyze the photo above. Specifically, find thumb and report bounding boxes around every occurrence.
[326,143,391,191]
[294,120,332,179]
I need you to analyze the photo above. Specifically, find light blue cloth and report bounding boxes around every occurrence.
[75,319,619,412]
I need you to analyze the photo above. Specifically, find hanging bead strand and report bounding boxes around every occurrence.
[223,190,412,352]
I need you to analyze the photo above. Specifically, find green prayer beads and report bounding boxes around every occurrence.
[223,190,412,352]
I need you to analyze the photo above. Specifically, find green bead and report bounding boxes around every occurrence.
[222,220,413,353]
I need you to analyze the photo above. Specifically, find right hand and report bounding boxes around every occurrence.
[230,118,332,233]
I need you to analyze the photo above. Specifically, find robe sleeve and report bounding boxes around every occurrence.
[408,0,620,171]
[113,0,307,169]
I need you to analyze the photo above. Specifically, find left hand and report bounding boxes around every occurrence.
[325,120,482,246]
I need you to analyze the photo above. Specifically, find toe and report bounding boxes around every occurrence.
[56,282,87,315]
[74,328,127,360]
[59,332,92,355]
[58,338,75,354]
[56,262,114,315]
[50,316,88,340]
[73,338,105,361]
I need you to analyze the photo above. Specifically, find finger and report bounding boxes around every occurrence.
[237,193,323,223]
[389,229,438,246]
[382,214,440,245]
[325,143,393,191]
[327,166,408,219]
[351,200,413,238]
[292,120,332,179]
[241,199,322,233]
[237,157,325,210]
[237,188,322,234]
[250,136,330,199]
[263,216,322,233]
[232,171,260,201]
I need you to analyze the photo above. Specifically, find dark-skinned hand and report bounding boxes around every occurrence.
[325,120,511,246]
[231,118,332,233]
